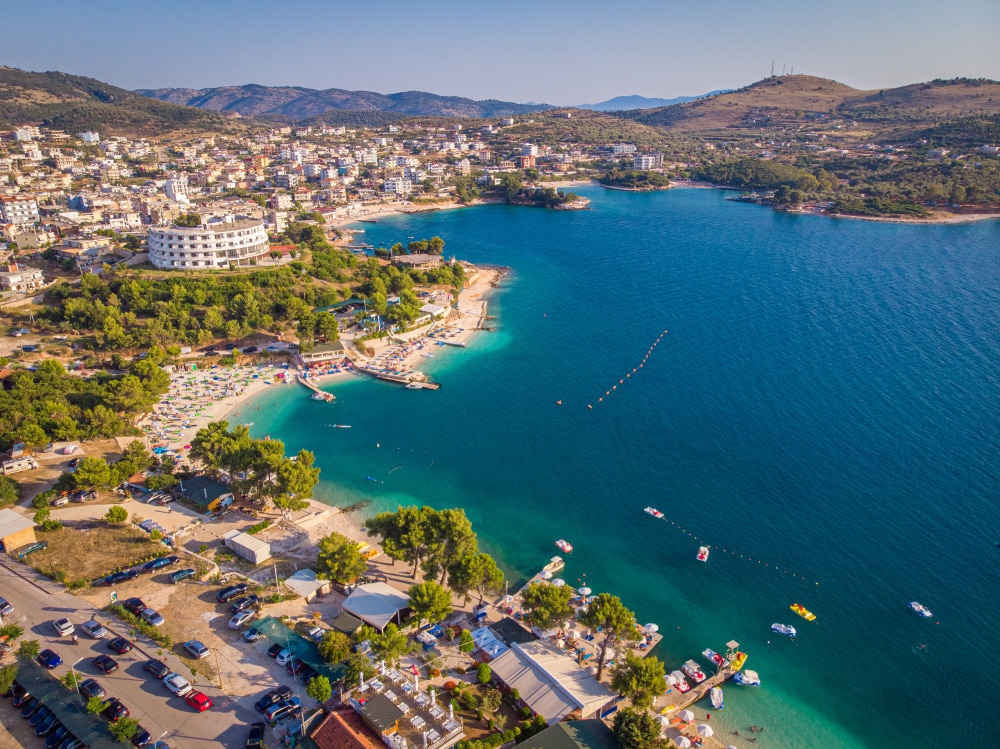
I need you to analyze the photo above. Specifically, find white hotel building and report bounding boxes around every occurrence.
[147,216,269,269]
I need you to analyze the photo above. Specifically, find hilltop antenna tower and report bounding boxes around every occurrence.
[782,64,786,76]
[771,60,775,78]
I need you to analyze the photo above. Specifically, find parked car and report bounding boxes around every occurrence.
[29,705,53,728]
[79,678,106,700]
[143,659,170,679]
[142,556,179,573]
[184,691,212,712]
[170,568,196,583]
[246,722,266,749]
[52,618,74,637]
[140,609,164,627]
[107,637,134,655]
[228,610,255,629]
[20,697,42,718]
[0,596,13,616]
[101,698,129,722]
[243,346,259,354]
[121,597,146,615]
[45,725,69,748]
[35,713,60,737]
[103,569,138,586]
[163,673,192,697]
[81,619,107,638]
[131,726,152,747]
[51,495,70,506]
[285,657,305,676]
[93,655,119,674]
[264,697,301,722]
[229,594,260,614]
[275,649,293,666]
[216,583,248,603]
[254,685,292,713]
[11,683,31,707]
[299,665,319,684]
[38,649,63,669]
[183,640,210,659]
[266,643,284,659]
[307,626,324,642]
[244,627,264,642]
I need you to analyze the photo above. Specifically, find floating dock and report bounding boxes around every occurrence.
[296,376,335,401]
[355,366,440,389]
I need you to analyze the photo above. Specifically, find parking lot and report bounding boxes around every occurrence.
[0,554,317,749]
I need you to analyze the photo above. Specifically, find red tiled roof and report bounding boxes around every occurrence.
[312,707,385,749]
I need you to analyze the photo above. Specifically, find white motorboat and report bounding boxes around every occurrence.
[710,686,724,709]
[644,506,664,519]
[909,602,932,618]
[682,660,706,683]
[555,539,573,554]
[771,623,797,637]
[732,669,761,687]
[697,546,710,562]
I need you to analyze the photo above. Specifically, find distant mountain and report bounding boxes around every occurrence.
[616,75,1000,132]
[0,66,239,136]
[576,92,729,111]
[138,84,553,120]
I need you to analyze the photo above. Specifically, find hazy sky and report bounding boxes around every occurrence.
[5,0,998,103]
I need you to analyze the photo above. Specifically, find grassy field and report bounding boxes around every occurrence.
[27,520,165,586]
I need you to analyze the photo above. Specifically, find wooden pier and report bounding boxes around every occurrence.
[355,366,441,389]
[296,376,335,401]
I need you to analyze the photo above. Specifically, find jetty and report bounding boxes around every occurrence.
[296,376,335,401]
[355,365,441,389]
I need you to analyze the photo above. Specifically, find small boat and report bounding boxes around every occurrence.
[710,686,724,709]
[682,660,706,683]
[729,651,748,672]
[421,352,435,358]
[909,602,933,618]
[331,424,352,429]
[702,649,728,668]
[732,669,761,686]
[771,623,797,637]
[644,506,664,519]
[405,383,423,390]
[697,546,710,562]
[555,539,574,554]
[667,671,690,693]
[366,476,377,482]
[543,556,565,574]
[790,603,817,621]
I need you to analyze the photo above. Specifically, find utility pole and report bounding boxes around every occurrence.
[214,647,223,690]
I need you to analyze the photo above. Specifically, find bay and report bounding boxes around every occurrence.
[236,187,1000,748]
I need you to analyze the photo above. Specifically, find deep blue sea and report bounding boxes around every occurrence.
[236,187,1000,748]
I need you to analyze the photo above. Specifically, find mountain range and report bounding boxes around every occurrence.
[575,92,728,111]
[3,65,999,142]
[137,84,552,120]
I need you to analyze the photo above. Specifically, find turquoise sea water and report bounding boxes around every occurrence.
[236,187,1000,748]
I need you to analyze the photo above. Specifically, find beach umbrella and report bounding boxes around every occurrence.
[540,570,553,580]
[678,710,695,723]
[552,578,566,587]
[673,737,691,749]
[696,725,714,738]
[645,623,659,633]
[579,587,592,596]
[656,715,672,727]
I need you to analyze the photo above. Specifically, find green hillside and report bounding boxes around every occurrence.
[0,67,242,136]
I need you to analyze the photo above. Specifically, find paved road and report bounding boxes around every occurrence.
[0,556,264,749]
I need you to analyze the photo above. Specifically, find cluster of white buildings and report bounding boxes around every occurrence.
[0,117,678,275]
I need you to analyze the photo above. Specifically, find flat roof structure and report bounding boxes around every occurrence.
[312,706,385,749]
[342,582,410,632]
[489,640,616,724]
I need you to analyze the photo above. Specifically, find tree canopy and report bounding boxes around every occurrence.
[408,580,453,624]
[577,592,638,680]
[611,653,667,709]
[315,531,367,585]
[612,707,662,749]
[520,582,574,629]
[448,552,504,604]
[365,506,477,582]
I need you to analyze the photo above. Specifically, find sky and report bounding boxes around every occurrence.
[5,0,999,104]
